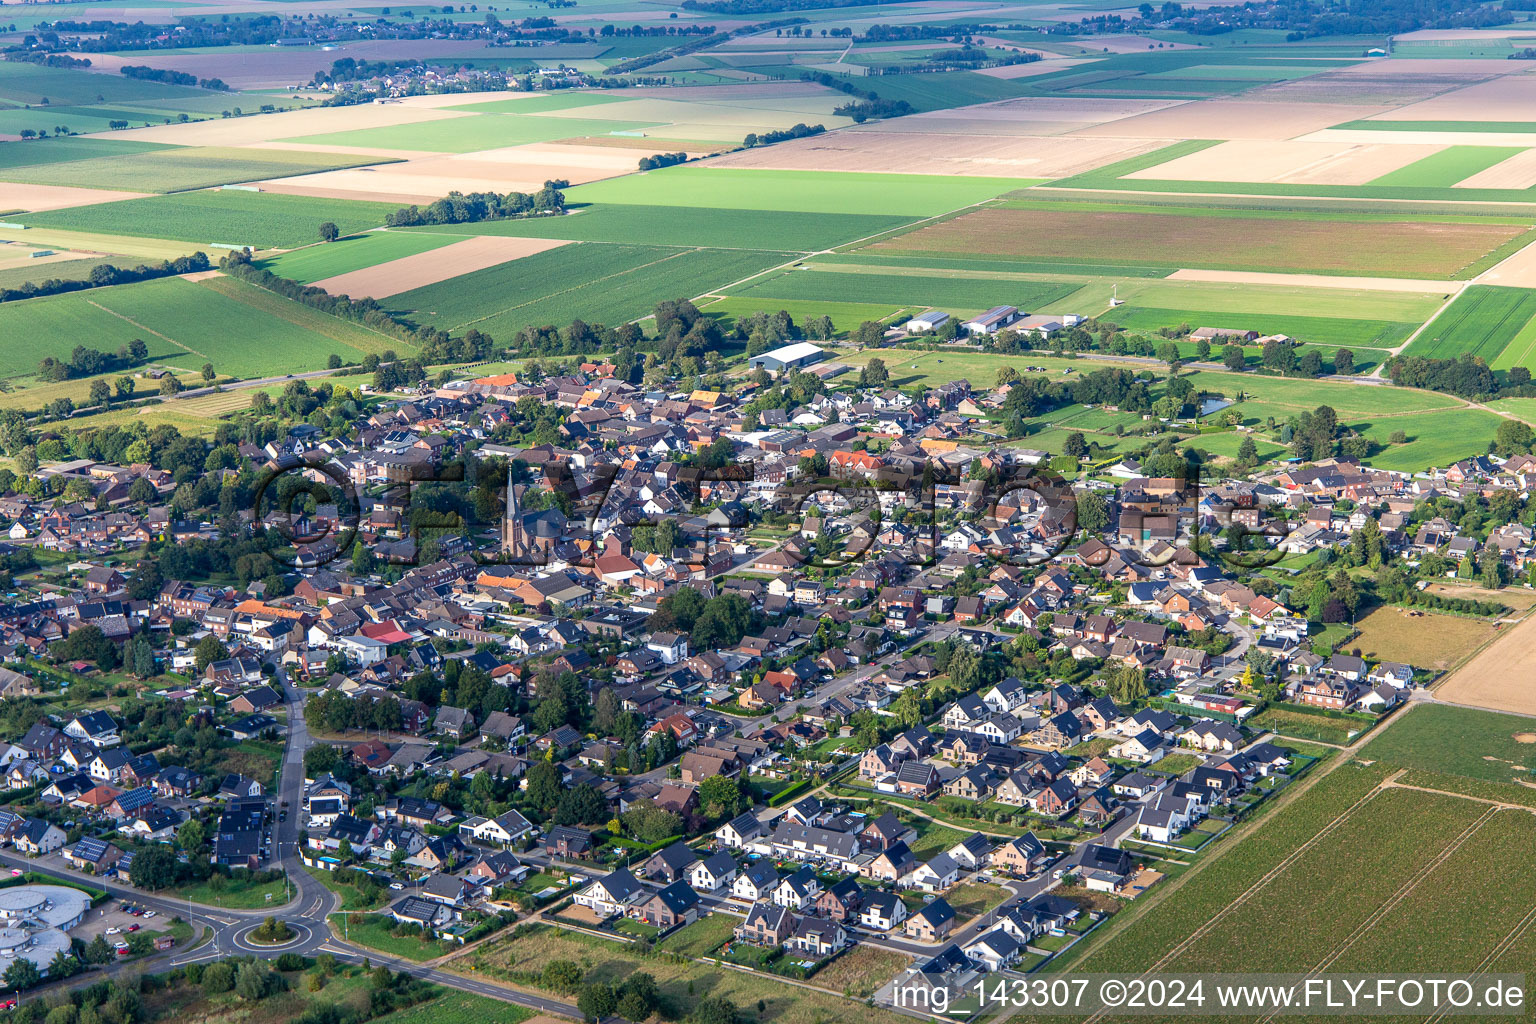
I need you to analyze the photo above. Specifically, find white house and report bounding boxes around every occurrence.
[690,851,739,893]
[909,853,959,893]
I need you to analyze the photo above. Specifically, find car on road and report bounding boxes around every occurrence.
[279,811,287,822]
[388,882,404,890]
[105,927,120,935]
[7,870,17,877]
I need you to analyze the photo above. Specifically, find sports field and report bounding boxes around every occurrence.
[17,190,400,250]
[1402,285,1536,363]
[869,205,1532,279]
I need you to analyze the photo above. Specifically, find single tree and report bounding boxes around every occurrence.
[319,222,340,243]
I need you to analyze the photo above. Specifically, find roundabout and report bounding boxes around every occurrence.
[231,919,311,952]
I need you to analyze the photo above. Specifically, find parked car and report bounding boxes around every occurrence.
[126,924,139,933]
[105,927,120,935]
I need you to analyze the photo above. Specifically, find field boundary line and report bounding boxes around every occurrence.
[84,298,211,362]
[1378,285,1471,371]
[1253,804,1501,1024]
[1077,771,1398,1024]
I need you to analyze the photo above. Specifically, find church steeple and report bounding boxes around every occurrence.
[502,461,524,555]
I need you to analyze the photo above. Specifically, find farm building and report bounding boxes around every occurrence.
[1015,314,1063,337]
[750,342,827,373]
[1190,327,1260,343]
[906,311,950,334]
[962,306,1018,336]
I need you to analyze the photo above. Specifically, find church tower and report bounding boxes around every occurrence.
[502,462,524,555]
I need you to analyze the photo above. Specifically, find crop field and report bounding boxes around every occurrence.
[1367,145,1527,187]
[0,137,177,172]
[1058,762,1396,974]
[868,205,1531,278]
[0,59,214,106]
[18,191,400,250]
[1058,752,1536,1004]
[258,230,461,283]
[566,167,1022,217]
[0,146,398,194]
[0,275,404,381]
[409,204,909,252]
[387,243,794,337]
[721,266,1083,315]
[283,112,668,153]
[1403,284,1536,364]
[1057,139,1536,203]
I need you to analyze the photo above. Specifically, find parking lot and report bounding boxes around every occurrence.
[74,900,162,943]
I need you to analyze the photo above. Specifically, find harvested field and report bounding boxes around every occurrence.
[86,102,471,147]
[311,235,571,299]
[924,95,1183,127]
[870,207,1524,278]
[1123,140,1443,184]
[1350,606,1498,672]
[0,182,151,212]
[1435,612,1536,716]
[704,131,1162,177]
[1379,72,1536,123]
[1070,99,1391,141]
[1453,146,1536,189]
[1165,268,1460,293]
[0,244,103,274]
[259,141,651,203]
[1244,61,1508,107]
[975,58,1097,79]
[1481,236,1536,289]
